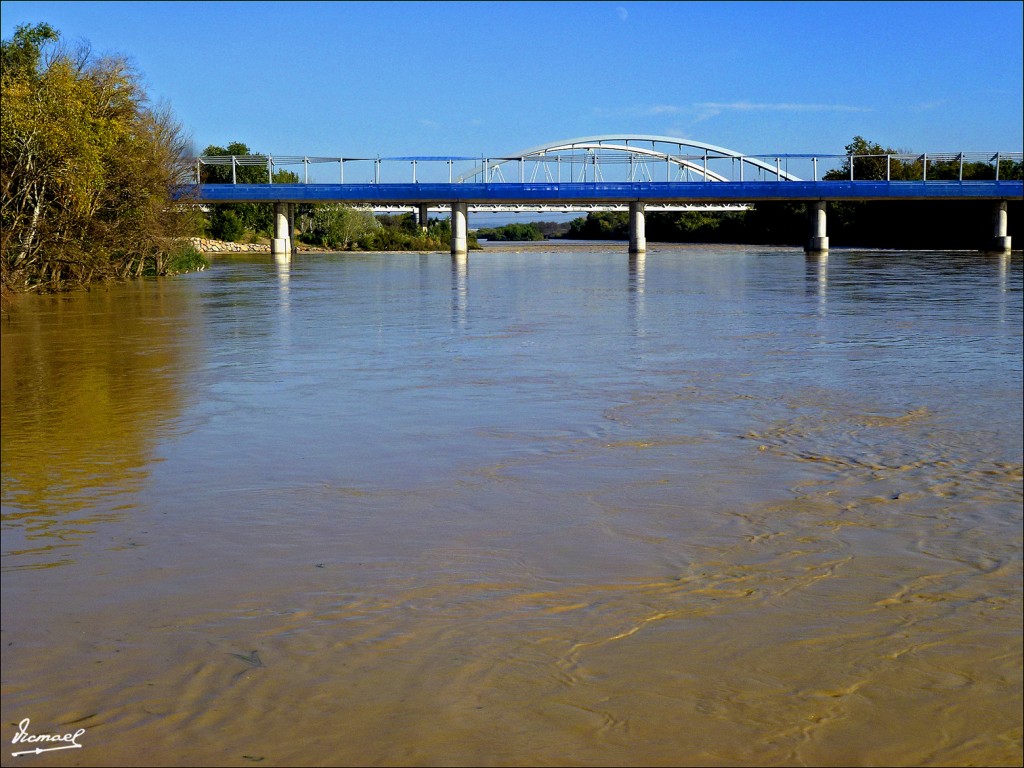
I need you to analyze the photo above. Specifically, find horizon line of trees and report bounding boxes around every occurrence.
[475,221,571,241]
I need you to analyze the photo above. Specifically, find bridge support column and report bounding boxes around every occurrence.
[272,202,292,260]
[418,204,430,233]
[805,201,829,253]
[451,202,468,256]
[990,200,1011,253]
[629,202,646,254]
[287,204,296,255]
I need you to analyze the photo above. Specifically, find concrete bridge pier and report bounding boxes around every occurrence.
[990,200,1011,253]
[417,204,430,233]
[805,201,829,253]
[451,202,468,256]
[272,202,292,260]
[629,202,646,254]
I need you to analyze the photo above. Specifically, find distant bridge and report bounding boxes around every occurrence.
[183,135,1023,257]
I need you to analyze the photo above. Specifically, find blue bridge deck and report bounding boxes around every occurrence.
[187,180,1024,205]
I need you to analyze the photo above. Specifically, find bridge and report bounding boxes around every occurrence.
[184,135,1024,257]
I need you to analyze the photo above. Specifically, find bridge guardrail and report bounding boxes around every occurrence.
[194,151,1023,186]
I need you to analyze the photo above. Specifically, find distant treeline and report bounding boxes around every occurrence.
[474,221,571,241]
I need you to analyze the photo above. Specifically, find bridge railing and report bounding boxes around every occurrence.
[194,151,1023,186]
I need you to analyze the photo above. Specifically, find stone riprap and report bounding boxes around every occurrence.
[186,237,328,254]
[187,237,272,253]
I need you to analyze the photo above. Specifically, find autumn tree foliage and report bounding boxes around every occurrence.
[1,23,203,293]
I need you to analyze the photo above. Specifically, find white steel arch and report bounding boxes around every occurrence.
[458,134,803,183]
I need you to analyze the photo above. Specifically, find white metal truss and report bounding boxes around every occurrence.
[455,135,801,183]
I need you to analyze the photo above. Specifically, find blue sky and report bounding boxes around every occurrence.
[3,0,1022,162]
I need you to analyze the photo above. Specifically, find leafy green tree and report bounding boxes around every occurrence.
[0,21,57,75]
[997,158,1024,180]
[644,211,748,243]
[200,141,268,184]
[426,217,453,244]
[353,214,479,252]
[475,222,544,241]
[566,212,629,239]
[1,22,201,292]
[374,213,421,234]
[217,210,245,242]
[824,136,921,181]
[307,205,379,249]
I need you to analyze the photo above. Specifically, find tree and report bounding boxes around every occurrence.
[0,21,57,75]
[566,212,629,239]
[307,205,379,249]
[1,23,202,292]
[200,141,268,184]
[475,222,545,241]
[824,136,921,181]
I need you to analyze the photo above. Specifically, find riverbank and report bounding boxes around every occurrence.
[187,237,474,256]
[186,237,334,254]
[188,237,776,255]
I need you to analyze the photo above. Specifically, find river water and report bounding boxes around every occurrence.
[1,245,1021,766]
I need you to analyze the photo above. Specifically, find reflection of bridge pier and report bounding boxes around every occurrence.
[805,251,828,315]
[451,251,468,326]
[628,250,646,341]
[628,250,646,288]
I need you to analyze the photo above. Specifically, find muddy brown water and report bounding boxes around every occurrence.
[2,246,1021,766]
